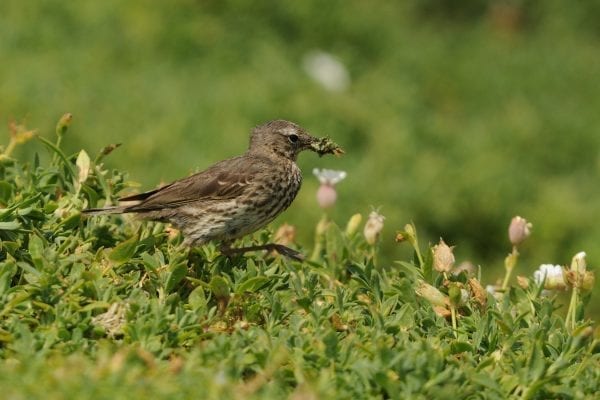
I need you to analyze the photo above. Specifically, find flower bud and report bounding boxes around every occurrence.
[432,239,455,273]
[56,112,73,138]
[363,211,384,245]
[344,213,362,236]
[415,280,448,307]
[516,275,529,289]
[448,284,462,307]
[570,251,587,273]
[508,216,532,246]
[313,169,346,209]
[316,184,337,208]
[404,223,416,242]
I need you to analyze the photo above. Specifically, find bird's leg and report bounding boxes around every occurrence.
[219,242,304,261]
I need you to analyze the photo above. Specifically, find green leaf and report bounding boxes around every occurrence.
[527,340,547,381]
[323,330,339,359]
[28,234,45,269]
[189,286,207,311]
[108,235,139,264]
[59,212,82,230]
[37,135,76,180]
[236,276,271,294]
[0,221,21,230]
[165,262,188,293]
[0,181,13,203]
[210,276,230,300]
[450,341,473,354]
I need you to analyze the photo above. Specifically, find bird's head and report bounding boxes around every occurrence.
[249,120,343,161]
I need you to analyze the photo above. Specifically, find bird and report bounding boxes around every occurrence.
[83,120,343,260]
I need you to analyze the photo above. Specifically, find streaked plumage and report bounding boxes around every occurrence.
[84,120,342,259]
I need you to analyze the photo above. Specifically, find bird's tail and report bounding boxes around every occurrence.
[82,206,128,216]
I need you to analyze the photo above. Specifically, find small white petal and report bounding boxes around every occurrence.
[313,168,347,185]
[533,264,566,290]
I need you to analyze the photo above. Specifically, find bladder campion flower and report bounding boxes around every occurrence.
[533,264,567,290]
[363,211,385,245]
[313,168,347,209]
[508,216,532,246]
[432,239,455,273]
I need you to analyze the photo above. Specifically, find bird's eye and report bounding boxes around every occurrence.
[288,134,299,144]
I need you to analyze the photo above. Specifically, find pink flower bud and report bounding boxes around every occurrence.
[432,239,455,273]
[508,216,532,246]
[313,169,346,209]
[316,184,337,209]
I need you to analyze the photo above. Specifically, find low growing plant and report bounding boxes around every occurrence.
[0,115,598,399]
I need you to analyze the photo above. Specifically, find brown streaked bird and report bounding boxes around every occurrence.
[83,120,343,260]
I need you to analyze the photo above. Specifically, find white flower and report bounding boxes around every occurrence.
[313,169,347,185]
[303,51,350,92]
[533,264,567,290]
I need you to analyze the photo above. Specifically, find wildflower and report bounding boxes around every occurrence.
[432,238,455,273]
[508,216,532,246]
[533,264,567,290]
[303,50,350,92]
[363,211,384,245]
[313,168,346,209]
[344,213,362,236]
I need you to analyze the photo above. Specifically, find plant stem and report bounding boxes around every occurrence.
[450,305,457,338]
[501,247,519,290]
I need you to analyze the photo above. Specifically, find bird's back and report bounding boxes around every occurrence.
[127,153,302,245]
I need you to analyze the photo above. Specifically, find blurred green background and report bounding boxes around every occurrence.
[1,0,599,310]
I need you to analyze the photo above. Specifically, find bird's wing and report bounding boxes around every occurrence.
[122,156,269,212]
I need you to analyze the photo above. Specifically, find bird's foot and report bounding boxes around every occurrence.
[220,243,304,261]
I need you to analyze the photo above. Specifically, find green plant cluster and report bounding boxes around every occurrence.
[0,117,598,399]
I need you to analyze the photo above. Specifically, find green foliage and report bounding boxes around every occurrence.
[0,117,598,399]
